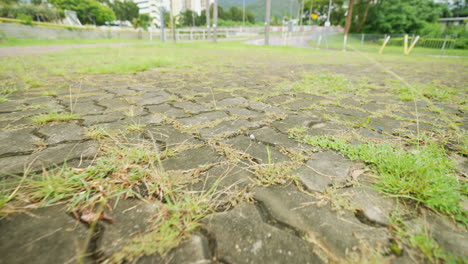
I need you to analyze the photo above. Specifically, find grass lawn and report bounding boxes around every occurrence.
[0,37,149,47]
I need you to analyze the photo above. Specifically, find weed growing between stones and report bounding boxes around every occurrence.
[41,90,57,97]
[31,111,80,125]
[0,85,18,102]
[391,83,460,103]
[108,190,214,262]
[280,72,372,98]
[289,129,467,225]
[0,137,180,213]
[84,127,112,140]
[390,215,464,263]
[125,122,146,132]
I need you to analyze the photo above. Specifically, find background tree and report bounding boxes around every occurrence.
[49,0,115,25]
[180,9,197,26]
[451,0,467,17]
[111,0,138,22]
[132,13,150,29]
[302,0,345,26]
[361,0,448,34]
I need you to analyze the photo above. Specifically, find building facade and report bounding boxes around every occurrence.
[133,0,167,27]
[133,0,210,27]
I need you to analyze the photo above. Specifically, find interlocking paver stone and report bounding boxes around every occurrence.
[0,128,39,156]
[38,122,85,144]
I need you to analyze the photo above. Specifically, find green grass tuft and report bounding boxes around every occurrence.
[290,130,467,224]
[31,112,79,124]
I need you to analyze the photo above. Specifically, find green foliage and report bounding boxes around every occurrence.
[289,132,467,224]
[0,3,63,22]
[132,13,150,29]
[180,9,198,27]
[17,13,32,25]
[49,0,116,25]
[106,0,139,22]
[362,0,449,34]
[0,0,18,4]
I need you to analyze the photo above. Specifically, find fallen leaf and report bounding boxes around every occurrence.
[80,210,114,224]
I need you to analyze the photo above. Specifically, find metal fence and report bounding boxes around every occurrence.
[308,32,465,56]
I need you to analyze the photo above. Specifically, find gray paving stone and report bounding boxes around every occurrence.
[173,101,210,114]
[178,111,228,126]
[200,119,259,139]
[146,125,200,147]
[226,107,261,118]
[369,116,402,133]
[326,106,370,119]
[223,136,290,164]
[71,101,106,116]
[249,127,302,149]
[426,212,468,258]
[137,96,167,106]
[295,150,355,192]
[0,141,98,176]
[362,102,385,112]
[283,99,315,111]
[254,185,390,259]
[0,100,25,113]
[137,234,211,264]
[307,121,347,136]
[191,163,254,193]
[38,122,85,144]
[341,187,396,227]
[100,200,159,258]
[0,128,39,156]
[81,112,123,126]
[265,95,294,105]
[161,147,224,171]
[97,98,132,109]
[248,101,287,114]
[0,205,88,264]
[272,114,321,133]
[203,202,324,264]
[217,97,248,107]
[145,104,190,118]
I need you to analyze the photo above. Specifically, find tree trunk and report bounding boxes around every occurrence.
[344,0,355,36]
[355,0,371,33]
[206,0,210,39]
[213,0,218,43]
[170,0,176,43]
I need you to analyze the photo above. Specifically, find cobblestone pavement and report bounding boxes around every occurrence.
[0,45,467,264]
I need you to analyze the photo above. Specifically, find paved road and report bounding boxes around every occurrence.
[245,31,331,48]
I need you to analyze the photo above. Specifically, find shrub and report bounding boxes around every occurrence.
[17,13,32,25]
[0,4,63,22]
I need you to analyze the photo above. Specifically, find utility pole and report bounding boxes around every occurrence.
[325,0,332,27]
[213,0,218,43]
[308,0,313,25]
[160,6,165,42]
[170,0,176,43]
[206,0,211,39]
[265,0,271,45]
